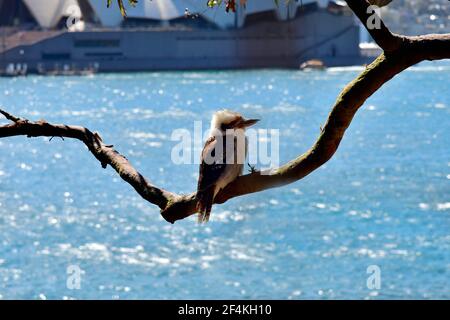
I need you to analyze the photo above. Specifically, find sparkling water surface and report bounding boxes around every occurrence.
[0,62,449,299]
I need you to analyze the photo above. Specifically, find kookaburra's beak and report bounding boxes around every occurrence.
[237,118,259,128]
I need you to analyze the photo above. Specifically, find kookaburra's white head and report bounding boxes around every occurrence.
[210,110,259,135]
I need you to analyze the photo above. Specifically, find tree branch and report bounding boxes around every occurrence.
[0,115,175,211]
[1,1,449,223]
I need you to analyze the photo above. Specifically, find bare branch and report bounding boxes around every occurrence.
[0,113,175,212]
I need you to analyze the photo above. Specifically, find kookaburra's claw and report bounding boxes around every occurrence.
[248,163,258,173]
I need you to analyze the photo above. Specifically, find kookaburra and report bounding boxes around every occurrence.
[196,110,259,223]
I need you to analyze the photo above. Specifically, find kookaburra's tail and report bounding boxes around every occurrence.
[196,186,215,223]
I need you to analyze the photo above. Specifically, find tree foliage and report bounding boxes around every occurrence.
[107,0,138,17]
[109,0,275,17]
[109,0,392,17]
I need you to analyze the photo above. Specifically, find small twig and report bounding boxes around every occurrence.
[248,163,258,174]
[49,136,65,141]
[0,109,21,123]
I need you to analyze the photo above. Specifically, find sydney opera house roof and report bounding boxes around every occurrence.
[22,0,81,28]
[0,0,327,30]
[0,0,81,28]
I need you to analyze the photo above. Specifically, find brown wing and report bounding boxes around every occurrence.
[197,136,227,193]
[196,136,227,222]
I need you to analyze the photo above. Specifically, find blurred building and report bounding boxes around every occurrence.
[381,0,450,36]
[0,0,366,75]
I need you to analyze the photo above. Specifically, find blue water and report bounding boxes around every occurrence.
[0,62,449,299]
